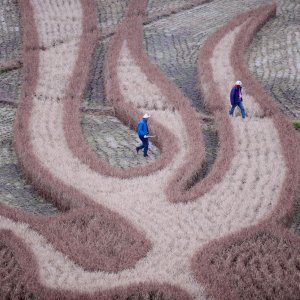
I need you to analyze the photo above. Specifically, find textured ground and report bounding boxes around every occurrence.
[1,0,298,216]
[0,0,299,298]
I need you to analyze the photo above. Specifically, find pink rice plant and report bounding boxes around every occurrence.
[10,0,152,273]
[103,0,182,178]
[6,1,209,296]
[115,0,233,204]
[58,0,184,180]
[192,225,300,300]
[0,229,192,299]
[2,0,299,298]
[192,4,300,299]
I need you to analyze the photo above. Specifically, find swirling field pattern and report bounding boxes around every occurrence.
[0,0,299,299]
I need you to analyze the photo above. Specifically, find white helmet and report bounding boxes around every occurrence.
[235,80,242,86]
[143,113,150,119]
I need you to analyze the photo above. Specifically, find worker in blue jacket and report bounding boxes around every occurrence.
[136,113,150,157]
[229,80,246,119]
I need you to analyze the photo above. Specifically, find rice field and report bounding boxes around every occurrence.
[0,0,299,299]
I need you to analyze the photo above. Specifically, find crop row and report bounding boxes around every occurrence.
[0,0,299,299]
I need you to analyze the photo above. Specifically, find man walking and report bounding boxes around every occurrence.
[229,80,246,119]
[136,113,150,157]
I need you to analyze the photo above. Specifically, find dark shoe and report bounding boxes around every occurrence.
[144,154,148,157]
[136,147,139,154]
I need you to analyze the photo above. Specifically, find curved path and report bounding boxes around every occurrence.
[0,0,299,299]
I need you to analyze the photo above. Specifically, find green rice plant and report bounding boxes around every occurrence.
[293,120,300,130]
[0,60,22,74]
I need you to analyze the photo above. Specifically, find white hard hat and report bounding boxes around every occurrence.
[235,80,242,86]
[143,113,150,118]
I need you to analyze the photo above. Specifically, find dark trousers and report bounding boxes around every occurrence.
[229,101,246,118]
[137,135,149,155]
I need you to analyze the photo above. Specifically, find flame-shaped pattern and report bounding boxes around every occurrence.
[0,0,299,299]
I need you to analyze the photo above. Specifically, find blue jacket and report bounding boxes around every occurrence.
[230,85,243,105]
[137,118,149,137]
